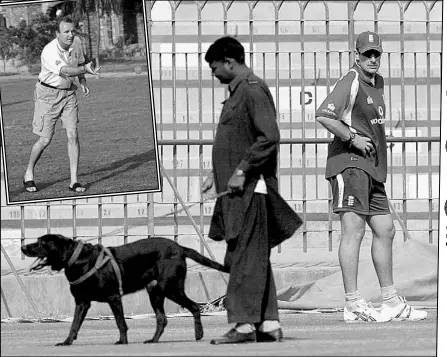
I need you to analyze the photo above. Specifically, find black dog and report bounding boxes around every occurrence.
[21,234,229,346]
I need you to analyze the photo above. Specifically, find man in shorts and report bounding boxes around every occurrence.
[23,16,100,193]
[316,31,427,322]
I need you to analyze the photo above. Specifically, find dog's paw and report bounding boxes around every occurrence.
[55,339,73,346]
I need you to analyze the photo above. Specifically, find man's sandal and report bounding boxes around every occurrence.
[23,179,38,193]
[69,182,86,193]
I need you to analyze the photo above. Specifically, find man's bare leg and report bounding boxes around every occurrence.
[66,128,85,192]
[368,214,395,288]
[23,136,52,191]
[368,214,400,308]
[339,211,366,294]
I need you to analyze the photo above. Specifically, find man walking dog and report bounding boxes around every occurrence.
[202,36,302,344]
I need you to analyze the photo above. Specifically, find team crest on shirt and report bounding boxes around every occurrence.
[55,60,61,66]
[327,103,335,111]
[347,196,355,206]
[367,96,373,104]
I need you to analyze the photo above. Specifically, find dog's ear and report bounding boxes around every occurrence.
[40,234,60,244]
[40,234,70,248]
[41,234,74,271]
[55,234,70,241]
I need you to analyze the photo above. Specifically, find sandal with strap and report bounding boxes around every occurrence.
[23,179,38,193]
[69,182,86,193]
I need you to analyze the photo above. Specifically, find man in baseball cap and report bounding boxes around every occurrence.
[316,29,428,324]
[356,30,383,55]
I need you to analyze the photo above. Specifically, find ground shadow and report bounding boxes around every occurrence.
[7,148,159,203]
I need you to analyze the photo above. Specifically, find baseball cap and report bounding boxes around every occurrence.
[356,31,383,54]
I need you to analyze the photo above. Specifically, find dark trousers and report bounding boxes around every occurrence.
[223,193,279,324]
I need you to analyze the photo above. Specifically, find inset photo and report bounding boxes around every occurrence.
[0,0,161,205]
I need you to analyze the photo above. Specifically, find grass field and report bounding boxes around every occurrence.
[0,74,160,204]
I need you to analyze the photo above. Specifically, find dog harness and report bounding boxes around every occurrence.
[67,240,124,296]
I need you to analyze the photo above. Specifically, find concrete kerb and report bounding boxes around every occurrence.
[0,265,339,320]
[2,234,373,320]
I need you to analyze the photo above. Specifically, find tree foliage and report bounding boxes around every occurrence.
[68,0,124,66]
[0,26,19,73]
[71,0,123,19]
[13,15,57,67]
[2,0,142,71]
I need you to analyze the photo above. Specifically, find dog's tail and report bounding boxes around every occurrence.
[182,247,229,273]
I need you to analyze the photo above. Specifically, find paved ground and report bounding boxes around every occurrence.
[1,310,437,356]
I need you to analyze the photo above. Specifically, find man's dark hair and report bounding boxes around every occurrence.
[57,16,74,32]
[205,36,245,64]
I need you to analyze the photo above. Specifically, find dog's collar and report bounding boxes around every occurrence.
[67,240,84,268]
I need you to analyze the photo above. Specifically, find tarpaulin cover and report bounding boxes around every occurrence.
[277,240,438,309]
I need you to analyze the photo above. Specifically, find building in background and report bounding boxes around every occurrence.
[0,1,54,26]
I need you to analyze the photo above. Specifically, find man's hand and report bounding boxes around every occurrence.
[351,134,376,157]
[80,83,90,98]
[201,171,216,200]
[84,61,101,76]
[227,170,245,194]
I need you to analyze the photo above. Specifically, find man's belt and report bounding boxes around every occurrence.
[38,80,71,90]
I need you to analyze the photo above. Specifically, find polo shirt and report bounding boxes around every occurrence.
[316,63,388,183]
[38,36,85,89]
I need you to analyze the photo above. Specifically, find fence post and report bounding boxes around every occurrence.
[348,1,356,65]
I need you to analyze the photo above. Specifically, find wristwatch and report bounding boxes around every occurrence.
[346,131,356,146]
[235,169,245,177]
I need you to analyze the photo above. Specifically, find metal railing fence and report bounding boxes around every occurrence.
[0,0,441,260]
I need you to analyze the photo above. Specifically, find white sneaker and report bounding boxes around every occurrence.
[379,296,428,321]
[344,299,392,323]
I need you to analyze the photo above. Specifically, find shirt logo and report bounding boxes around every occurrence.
[55,60,61,66]
[367,96,373,104]
[327,103,335,111]
[370,118,386,125]
[347,196,355,206]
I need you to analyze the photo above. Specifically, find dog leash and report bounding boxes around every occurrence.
[80,190,231,243]
[77,190,231,243]
[158,190,231,218]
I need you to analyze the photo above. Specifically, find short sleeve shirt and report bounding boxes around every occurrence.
[316,63,388,182]
[38,36,85,88]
